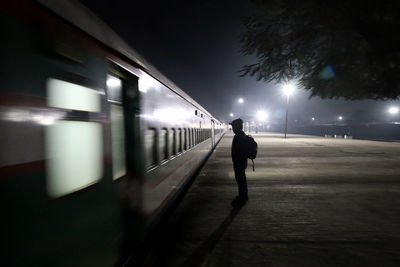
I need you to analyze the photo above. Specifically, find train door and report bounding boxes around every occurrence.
[106,65,143,264]
[107,67,141,181]
[211,120,215,147]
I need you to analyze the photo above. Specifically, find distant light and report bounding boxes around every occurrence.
[229,113,234,117]
[283,84,295,96]
[256,110,268,121]
[338,116,343,120]
[238,98,244,104]
[388,107,399,115]
[312,117,315,121]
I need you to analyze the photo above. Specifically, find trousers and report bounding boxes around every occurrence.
[233,165,248,200]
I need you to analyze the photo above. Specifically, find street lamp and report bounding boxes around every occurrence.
[256,110,268,121]
[338,116,343,120]
[229,113,234,117]
[283,84,295,138]
[388,106,399,115]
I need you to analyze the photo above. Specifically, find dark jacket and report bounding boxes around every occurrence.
[231,131,248,169]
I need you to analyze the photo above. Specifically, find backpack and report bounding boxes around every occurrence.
[245,135,258,171]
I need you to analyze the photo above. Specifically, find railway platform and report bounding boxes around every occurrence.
[142,133,400,266]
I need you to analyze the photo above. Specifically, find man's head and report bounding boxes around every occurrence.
[230,118,243,134]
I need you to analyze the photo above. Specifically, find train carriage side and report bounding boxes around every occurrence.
[0,2,129,266]
[137,73,221,221]
[0,1,225,266]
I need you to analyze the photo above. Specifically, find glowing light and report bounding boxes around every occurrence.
[256,110,268,121]
[106,75,122,88]
[388,107,399,115]
[139,75,157,93]
[229,113,234,117]
[312,117,315,121]
[33,114,54,125]
[283,84,295,96]
[238,98,244,104]
[338,116,343,120]
[47,79,101,112]
[152,108,190,123]
[5,109,30,122]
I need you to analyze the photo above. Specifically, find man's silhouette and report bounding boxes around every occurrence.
[230,118,248,207]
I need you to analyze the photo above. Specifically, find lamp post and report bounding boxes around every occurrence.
[283,84,295,138]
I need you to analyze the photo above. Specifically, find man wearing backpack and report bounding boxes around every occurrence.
[230,118,249,207]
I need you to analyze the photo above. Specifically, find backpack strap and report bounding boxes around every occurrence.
[252,159,255,172]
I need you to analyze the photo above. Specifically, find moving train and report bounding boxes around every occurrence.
[0,1,224,266]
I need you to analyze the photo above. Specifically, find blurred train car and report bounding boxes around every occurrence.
[0,1,225,266]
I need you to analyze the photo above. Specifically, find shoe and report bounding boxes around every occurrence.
[231,196,240,206]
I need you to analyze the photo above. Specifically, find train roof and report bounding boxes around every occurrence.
[37,0,221,123]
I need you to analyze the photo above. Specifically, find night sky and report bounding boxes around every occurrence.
[81,0,399,124]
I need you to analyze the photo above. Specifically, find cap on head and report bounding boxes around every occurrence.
[230,118,243,131]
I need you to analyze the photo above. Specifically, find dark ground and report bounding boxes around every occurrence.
[142,133,400,266]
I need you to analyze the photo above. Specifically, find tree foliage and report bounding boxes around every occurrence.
[240,0,400,99]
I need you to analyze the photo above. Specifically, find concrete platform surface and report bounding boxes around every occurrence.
[143,133,400,266]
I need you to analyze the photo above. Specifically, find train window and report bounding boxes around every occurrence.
[195,110,198,116]
[192,128,195,146]
[189,128,192,148]
[178,128,182,152]
[47,78,101,112]
[110,104,126,180]
[46,78,103,198]
[187,128,190,148]
[106,75,122,103]
[187,128,190,149]
[188,128,192,148]
[159,128,168,161]
[170,128,176,156]
[144,129,157,169]
[183,128,187,150]
[46,121,103,198]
